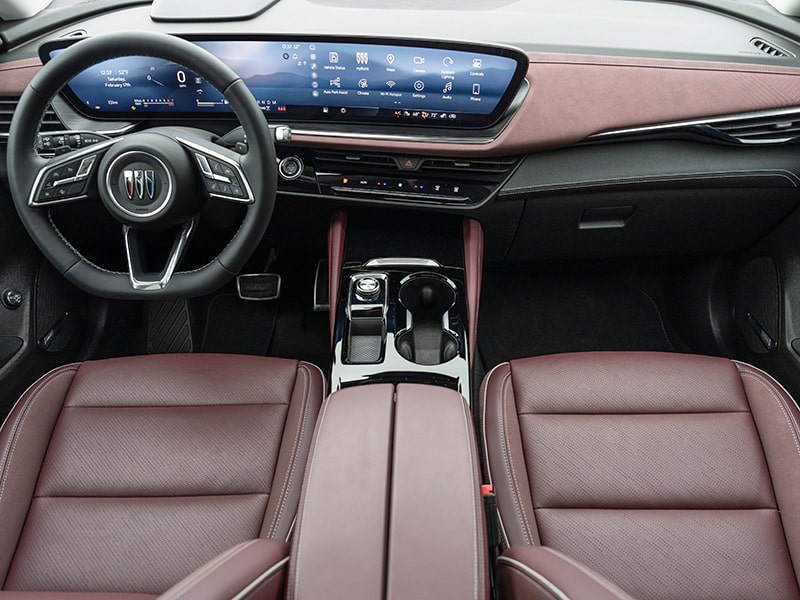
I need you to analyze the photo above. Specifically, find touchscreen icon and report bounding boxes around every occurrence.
[413,80,425,92]
[330,77,341,88]
[386,54,395,65]
[413,56,425,65]
[356,52,369,65]
[472,58,483,69]
[386,80,396,88]
[358,78,368,89]
[443,81,453,94]
[442,56,454,67]
[472,83,481,95]
[329,52,339,63]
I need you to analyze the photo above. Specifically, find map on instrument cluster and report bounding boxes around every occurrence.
[53,40,525,127]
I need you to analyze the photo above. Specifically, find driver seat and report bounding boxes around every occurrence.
[0,353,325,599]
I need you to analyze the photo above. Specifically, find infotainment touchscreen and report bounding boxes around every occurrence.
[43,38,528,128]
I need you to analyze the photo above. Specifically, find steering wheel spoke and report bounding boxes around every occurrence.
[174,133,255,204]
[123,218,196,291]
[28,138,119,208]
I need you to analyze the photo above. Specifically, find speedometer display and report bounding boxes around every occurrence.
[44,37,528,128]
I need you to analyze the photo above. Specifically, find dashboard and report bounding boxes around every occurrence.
[44,38,528,128]
[1,0,800,224]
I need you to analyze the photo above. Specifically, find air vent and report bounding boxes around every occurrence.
[0,97,64,141]
[750,37,794,58]
[418,157,518,174]
[314,151,397,170]
[708,112,800,143]
[313,149,520,187]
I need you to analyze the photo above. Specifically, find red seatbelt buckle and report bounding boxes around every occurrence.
[482,484,494,496]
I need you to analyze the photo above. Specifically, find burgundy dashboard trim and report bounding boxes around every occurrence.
[0,58,42,95]
[293,53,800,155]
[4,52,800,155]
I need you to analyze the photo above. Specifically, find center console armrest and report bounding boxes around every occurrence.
[497,546,636,600]
[387,384,489,600]
[157,539,289,600]
[288,383,488,599]
[288,384,395,600]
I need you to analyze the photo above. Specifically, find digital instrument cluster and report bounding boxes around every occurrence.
[44,38,528,128]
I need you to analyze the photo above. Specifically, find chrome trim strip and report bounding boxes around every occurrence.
[495,557,571,600]
[364,257,442,268]
[590,105,800,140]
[230,556,290,600]
[123,219,195,291]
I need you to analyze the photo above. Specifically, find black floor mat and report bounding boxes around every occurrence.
[200,292,279,355]
[479,262,680,369]
[197,259,331,375]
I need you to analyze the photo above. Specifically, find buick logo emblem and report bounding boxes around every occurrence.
[123,169,156,201]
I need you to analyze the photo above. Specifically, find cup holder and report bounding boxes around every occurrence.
[395,273,459,365]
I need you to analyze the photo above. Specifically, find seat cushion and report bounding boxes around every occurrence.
[0,354,324,595]
[481,351,800,600]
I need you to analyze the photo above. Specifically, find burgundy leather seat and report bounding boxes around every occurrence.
[481,351,800,600]
[0,354,324,599]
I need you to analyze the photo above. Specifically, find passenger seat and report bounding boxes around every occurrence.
[481,351,800,600]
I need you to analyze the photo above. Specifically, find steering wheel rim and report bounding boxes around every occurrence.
[7,31,277,299]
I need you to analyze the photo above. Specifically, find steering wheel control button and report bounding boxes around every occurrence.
[193,151,249,201]
[2,289,23,310]
[33,154,98,205]
[278,156,304,180]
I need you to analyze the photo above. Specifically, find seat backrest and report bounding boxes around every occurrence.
[0,354,323,595]
[481,351,800,600]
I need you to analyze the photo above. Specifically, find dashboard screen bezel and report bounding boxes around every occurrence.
[39,34,530,130]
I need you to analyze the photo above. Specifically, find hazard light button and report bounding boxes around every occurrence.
[397,156,421,171]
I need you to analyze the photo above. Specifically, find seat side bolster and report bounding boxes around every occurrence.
[481,363,539,547]
[157,539,289,600]
[0,364,79,587]
[262,361,326,541]
[735,361,800,581]
[497,546,637,600]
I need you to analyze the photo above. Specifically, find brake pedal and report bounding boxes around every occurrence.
[237,273,281,301]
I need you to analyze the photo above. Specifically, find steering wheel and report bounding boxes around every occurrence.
[7,32,277,299]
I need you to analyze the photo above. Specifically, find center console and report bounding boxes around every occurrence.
[285,208,489,598]
[328,209,482,398]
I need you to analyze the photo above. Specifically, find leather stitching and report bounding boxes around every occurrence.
[739,370,800,460]
[0,367,78,509]
[267,363,311,539]
[499,370,534,546]
[160,539,257,600]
